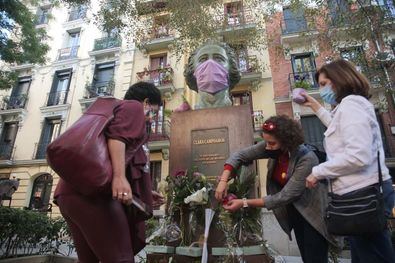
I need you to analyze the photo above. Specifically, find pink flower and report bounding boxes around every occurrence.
[222,194,237,206]
[173,170,186,177]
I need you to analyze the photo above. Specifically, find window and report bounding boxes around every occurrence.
[68,5,87,21]
[300,116,326,151]
[153,16,170,38]
[29,174,53,211]
[36,118,62,159]
[282,7,307,34]
[48,70,72,106]
[225,1,243,26]
[92,63,115,96]
[6,76,31,109]
[150,161,162,191]
[150,54,168,86]
[36,7,50,25]
[0,122,18,160]
[291,53,317,89]
[148,104,165,139]
[230,44,249,73]
[231,91,252,106]
[328,0,350,26]
[340,46,367,72]
[68,31,80,47]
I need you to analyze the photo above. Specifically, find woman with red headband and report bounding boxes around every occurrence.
[215,115,337,263]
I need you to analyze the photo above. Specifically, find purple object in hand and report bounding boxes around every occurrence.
[292,88,307,104]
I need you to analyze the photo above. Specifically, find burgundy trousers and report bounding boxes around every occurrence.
[57,194,135,263]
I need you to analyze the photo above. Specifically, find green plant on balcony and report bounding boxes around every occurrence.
[294,80,312,90]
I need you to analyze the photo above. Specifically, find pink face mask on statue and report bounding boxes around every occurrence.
[193,59,229,94]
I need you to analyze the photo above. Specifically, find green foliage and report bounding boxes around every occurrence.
[294,80,312,90]
[0,0,49,89]
[0,207,74,259]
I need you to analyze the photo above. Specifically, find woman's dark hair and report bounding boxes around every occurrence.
[263,115,304,152]
[315,59,371,103]
[124,81,162,105]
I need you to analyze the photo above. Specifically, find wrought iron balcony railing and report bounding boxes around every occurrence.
[46,91,69,107]
[224,8,254,27]
[148,120,170,141]
[57,46,79,60]
[237,55,259,74]
[136,66,174,87]
[84,80,115,99]
[288,71,319,91]
[93,37,122,51]
[0,94,28,110]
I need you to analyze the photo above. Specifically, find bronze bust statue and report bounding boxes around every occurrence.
[184,42,241,109]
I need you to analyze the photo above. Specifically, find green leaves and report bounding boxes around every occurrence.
[0,207,74,258]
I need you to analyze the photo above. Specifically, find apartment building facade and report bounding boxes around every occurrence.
[1,0,276,216]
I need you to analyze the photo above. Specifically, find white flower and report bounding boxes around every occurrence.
[184,187,208,205]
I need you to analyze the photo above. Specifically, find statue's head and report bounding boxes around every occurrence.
[184,41,241,93]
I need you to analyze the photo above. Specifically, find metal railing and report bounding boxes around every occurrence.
[253,110,265,132]
[224,8,254,27]
[57,46,79,60]
[35,14,48,25]
[148,120,170,141]
[93,36,122,51]
[34,142,48,160]
[288,71,319,91]
[46,91,69,106]
[149,26,172,40]
[0,143,16,160]
[237,55,259,73]
[68,8,87,21]
[85,80,115,99]
[281,17,311,34]
[0,94,28,110]
[136,66,174,87]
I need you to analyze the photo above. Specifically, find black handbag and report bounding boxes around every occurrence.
[325,151,387,236]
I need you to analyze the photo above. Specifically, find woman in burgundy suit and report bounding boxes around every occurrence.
[54,82,164,263]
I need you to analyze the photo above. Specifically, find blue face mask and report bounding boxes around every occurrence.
[320,85,337,105]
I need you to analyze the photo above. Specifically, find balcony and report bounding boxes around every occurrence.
[68,8,86,21]
[288,71,319,97]
[281,17,317,44]
[57,46,79,61]
[89,37,122,58]
[140,26,174,52]
[45,91,69,107]
[237,55,262,85]
[148,120,170,150]
[136,66,175,97]
[80,80,115,110]
[136,0,168,15]
[93,36,122,51]
[0,94,28,110]
[221,8,256,38]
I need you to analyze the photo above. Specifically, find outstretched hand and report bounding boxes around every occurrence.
[152,190,165,209]
[223,199,243,212]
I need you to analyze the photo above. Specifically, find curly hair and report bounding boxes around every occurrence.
[183,41,241,92]
[124,81,162,105]
[263,115,304,152]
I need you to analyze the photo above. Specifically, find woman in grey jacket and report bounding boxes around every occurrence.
[215,115,337,263]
